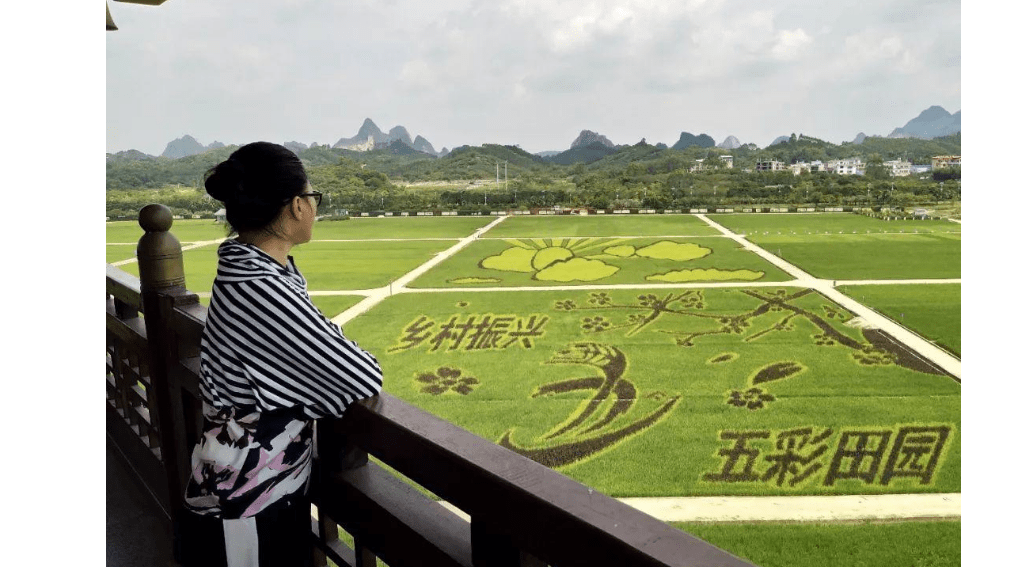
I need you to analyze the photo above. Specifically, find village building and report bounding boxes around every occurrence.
[932,155,961,169]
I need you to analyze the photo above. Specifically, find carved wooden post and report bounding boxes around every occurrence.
[137,204,195,514]
[471,518,546,567]
[315,416,372,566]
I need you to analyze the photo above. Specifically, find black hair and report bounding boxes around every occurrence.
[205,142,308,235]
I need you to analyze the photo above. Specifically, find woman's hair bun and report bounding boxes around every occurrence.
[204,157,247,203]
[204,142,309,235]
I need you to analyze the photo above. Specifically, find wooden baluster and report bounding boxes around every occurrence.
[136,203,193,513]
[471,518,545,567]
[353,536,377,567]
[317,417,372,566]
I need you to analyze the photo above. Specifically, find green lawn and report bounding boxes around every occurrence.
[106,218,229,244]
[485,214,722,237]
[746,232,960,280]
[292,240,459,290]
[311,294,368,319]
[107,243,137,264]
[107,215,490,243]
[409,237,792,287]
[839,284,961,356]
[114,240,459,292]
[710,213,960,235]
[676,520,959,567]
[116,244,221,293]
[313,216,493,239]
[343,289,960,497]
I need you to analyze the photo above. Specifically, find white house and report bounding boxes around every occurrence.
[826,158,864,175]
[884,159,912,177]
[755,159,785,171]
[932,155,961,169]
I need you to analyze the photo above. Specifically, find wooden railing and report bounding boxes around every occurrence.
[106,204,757,567]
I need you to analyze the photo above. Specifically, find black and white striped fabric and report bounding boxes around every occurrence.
[184,240,383,520]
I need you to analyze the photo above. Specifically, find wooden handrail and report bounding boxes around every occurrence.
[106,204,757,567]
[320,395,755,567]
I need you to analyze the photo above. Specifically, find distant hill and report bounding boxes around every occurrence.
[717,136,741,150]
[107,149,155,161]
[671,132,715,150]
[547,141,620,165]
[888,106,961,139]
[769,135,791,146]
[389,126,413,145]
[333,118,440,155]
[412,135,436,155]
[570,130,615,149]
[161,135,225,159]
[383,139,432,156]
[333,118,384,150]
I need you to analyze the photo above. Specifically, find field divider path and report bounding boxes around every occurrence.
[697,214,961,380]
[434,492,960,523]
[110,238,227,266]
[331,216,508,325]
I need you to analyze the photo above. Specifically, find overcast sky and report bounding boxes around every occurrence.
[106,0,960,156]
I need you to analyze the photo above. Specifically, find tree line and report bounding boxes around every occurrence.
[106,134,960,218]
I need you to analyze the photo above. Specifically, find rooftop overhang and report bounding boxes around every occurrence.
[107,0,171,31]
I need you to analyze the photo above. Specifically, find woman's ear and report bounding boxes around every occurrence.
[288,196,305,220]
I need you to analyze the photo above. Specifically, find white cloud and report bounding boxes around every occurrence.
[399,59,436,90]
[770,28,813,61]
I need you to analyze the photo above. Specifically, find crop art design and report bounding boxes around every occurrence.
[389,314,550,352]
[414,366,479,396]
[552,288,947,378]
[453,238,765,283]
[702,424,953,489]
[498,342,681,468]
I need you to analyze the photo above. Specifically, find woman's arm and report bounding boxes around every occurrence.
[207,277,384,418]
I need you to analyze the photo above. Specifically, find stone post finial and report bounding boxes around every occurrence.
[137,204,185,291]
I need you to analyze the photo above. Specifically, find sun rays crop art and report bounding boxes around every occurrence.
[437,238,769,285]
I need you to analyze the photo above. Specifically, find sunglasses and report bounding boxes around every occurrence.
[298,191,323,207]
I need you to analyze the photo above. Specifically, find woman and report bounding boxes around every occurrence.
[174,142,383,567]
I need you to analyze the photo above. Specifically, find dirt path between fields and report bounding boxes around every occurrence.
[109,238,226,267]
[434,492,960,523]
[330,216,509,324]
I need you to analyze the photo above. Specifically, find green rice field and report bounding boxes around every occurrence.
[750,232,960,280]
[344,288,960,497]
[838,283,961,356]
[106,218,228,243]
[312,216,494,239]
[310,295,367,319]
[677,520,960,567]
[712,213,960,235]
[108,212,961,499]
[484,214,722,237]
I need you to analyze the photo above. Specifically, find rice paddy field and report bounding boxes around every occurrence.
[838,283,960,356]
[714,213,961,280]
[107,211,962,565]
[485,214,722,237]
